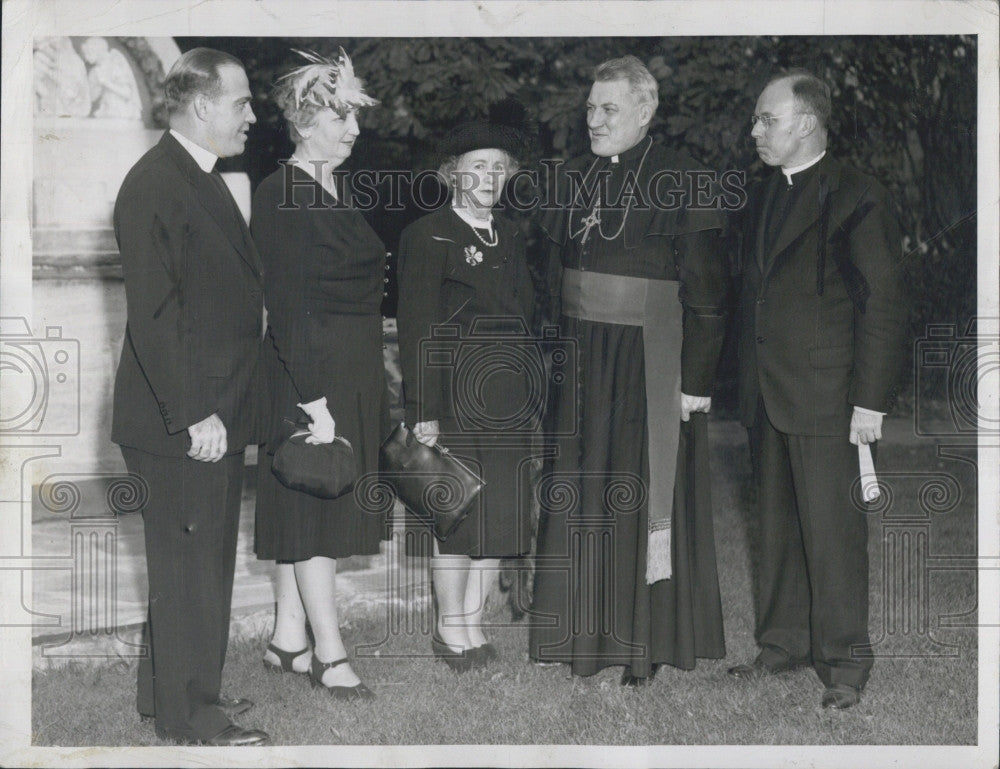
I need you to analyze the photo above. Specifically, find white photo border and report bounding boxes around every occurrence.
[2,1,997,767]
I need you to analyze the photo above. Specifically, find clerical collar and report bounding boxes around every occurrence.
[451,203,494,234]
[781,151,826,185]
[607,135,652,167]
[170,128,218,173]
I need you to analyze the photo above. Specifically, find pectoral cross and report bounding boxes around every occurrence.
[578,208,601,245]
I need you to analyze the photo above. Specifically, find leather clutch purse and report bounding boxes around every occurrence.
[272,429,357,500]
[379,422,484,541]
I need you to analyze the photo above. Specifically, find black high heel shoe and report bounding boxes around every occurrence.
[262,643,311,677]
[309,656,375,701]
[470,642,499,663]
[431,634,481,672]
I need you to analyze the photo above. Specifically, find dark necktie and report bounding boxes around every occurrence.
[207,168,249,245]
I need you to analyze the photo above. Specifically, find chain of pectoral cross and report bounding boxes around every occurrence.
[571,138,653,245]
[575,186,628,245]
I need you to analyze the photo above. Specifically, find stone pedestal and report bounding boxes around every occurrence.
[33,117,163,278]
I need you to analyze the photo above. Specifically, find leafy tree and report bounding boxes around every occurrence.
[179,35,977,392]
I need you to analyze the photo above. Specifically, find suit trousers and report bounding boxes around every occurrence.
[121,446,244,741]
[747,400,873,689]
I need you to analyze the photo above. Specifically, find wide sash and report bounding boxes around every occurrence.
[561,267,681,583]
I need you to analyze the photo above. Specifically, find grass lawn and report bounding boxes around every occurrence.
[32,433,979,746]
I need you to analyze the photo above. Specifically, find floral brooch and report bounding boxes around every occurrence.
[464,245,484,266]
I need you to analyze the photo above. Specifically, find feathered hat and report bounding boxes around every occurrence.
[274,48,379,116]
[439,98,534,162]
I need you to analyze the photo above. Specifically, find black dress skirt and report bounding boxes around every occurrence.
[252,166,390,562]
[396,207,538,558]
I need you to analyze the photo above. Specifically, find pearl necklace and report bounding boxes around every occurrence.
[469,223,499,247]
[453,205,499,247]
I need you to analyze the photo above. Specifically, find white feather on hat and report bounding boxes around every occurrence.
[276,48,379,115]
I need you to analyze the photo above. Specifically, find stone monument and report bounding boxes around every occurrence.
[30,37,183,477]
[32,37,177,277]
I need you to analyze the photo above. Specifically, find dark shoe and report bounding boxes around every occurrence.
[727,656,809,681]
[263,642,311,676]
[217,695,254,718]
[470,642,499,663]
[309,655,375,701]
[199,724,270,746]
[431,633,477,673]
[821,683,861,710]
[621,664,659,687]
[140,694,253,724]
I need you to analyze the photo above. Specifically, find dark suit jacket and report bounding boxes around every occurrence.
[736,154,908,436]
[112,131,264,457]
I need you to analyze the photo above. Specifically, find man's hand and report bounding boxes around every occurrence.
[297,397,336,444]
[850,407,883,445]
[681,393,711,422]
[413,420,440,447]
[187,413,227,462]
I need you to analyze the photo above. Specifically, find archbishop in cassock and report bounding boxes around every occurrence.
[529,55,729,685]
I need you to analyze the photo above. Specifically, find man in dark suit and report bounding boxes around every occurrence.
[728,70,908,709]
[112,48,268,745]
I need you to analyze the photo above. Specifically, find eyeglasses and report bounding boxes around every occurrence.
[750,112,809,129]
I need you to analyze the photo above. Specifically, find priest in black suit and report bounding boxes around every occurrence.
[728,69,908,709]
[112,48,268,745]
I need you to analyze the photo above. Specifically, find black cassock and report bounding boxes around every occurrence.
[529,137,729,677]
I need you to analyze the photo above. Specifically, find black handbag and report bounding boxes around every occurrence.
[379,422,484,541]
[272,428,357,500]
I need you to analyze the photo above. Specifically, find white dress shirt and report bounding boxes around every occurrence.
[169,128,218,172]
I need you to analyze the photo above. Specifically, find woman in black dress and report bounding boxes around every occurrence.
[252,50,386,699]
[396,102,537,671]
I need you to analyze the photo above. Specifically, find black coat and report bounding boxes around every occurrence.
[111,131,264,456]
[396,206,535,426]
[736,154,909,436]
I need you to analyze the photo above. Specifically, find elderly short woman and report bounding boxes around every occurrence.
[396,101,538,670]
[252,50,387,699]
